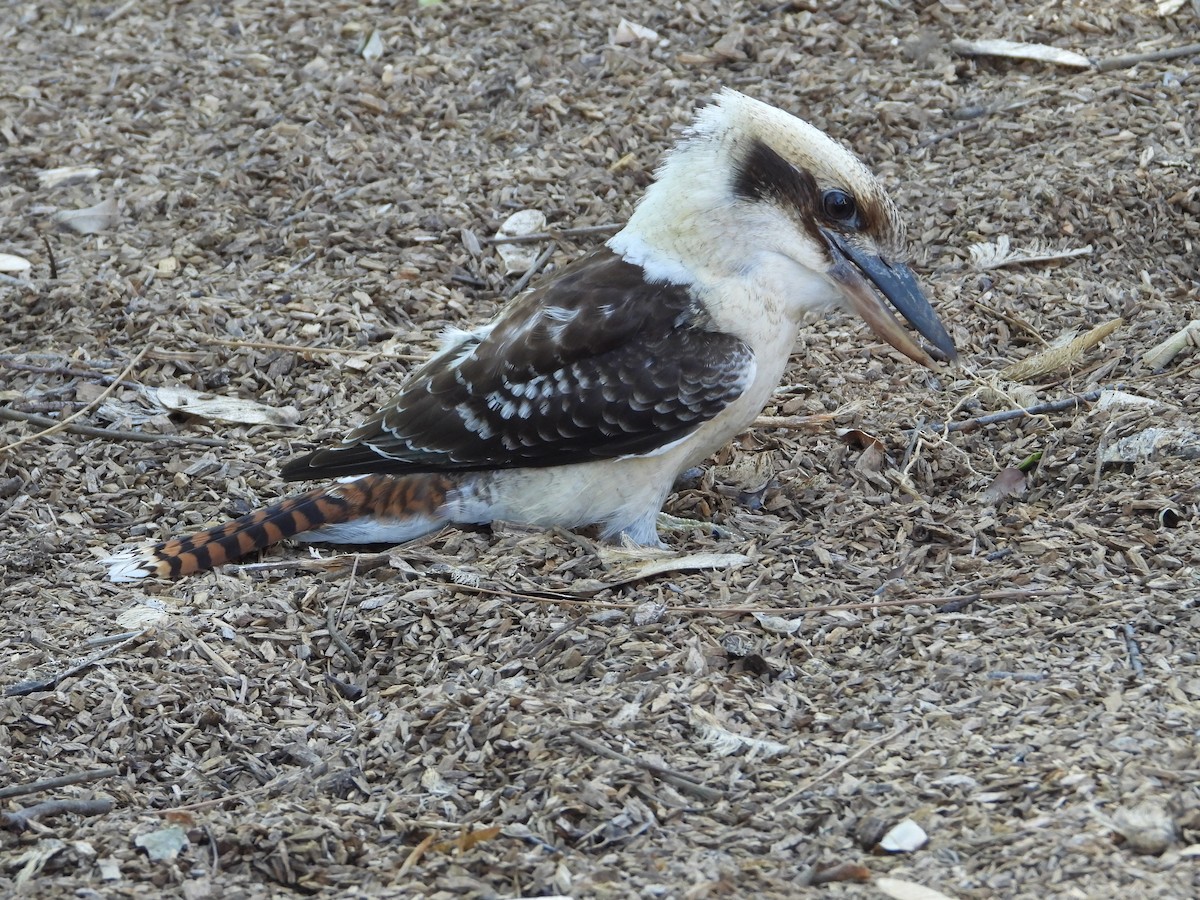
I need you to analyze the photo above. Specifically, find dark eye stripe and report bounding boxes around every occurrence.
[732,138,821,218]
[732,137,870,236]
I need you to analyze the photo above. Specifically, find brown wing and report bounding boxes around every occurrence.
[280,248,754,481]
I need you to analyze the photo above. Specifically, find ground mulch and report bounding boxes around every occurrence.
[2,1,1198,897]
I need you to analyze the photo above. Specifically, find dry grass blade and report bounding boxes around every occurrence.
[949,37,1091,68]
[0,347,148,453]
[1000,318,1123,382]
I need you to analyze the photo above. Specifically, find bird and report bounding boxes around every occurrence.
[103,88,956,582]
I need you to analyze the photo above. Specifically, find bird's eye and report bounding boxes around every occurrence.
[822,189,858,225]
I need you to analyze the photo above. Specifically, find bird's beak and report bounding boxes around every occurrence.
[822,229,957,367]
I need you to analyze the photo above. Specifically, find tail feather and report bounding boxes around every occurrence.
[103,473,452,582]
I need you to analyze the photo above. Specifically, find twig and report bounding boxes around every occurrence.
[0,357,142,388]
[1,799,115,831]
[920,389,1104,434]
[326,558,363,669]
[0,767,122,801]
[569,732,725,802]
[769,725,906,811]
[986,670,1046,682]
[397,833,438,877]
[187,633,238,678]
[4,631,149,697]
[42,235,57,279]
[503,614,588,665]
[1095,42,1200,73]
[195,335,425,361]
[1122,623,1146,679]
[451,579,1067,616]
[0,407,227,448]
[482,222,621,245]
[753,413,834,430]
[263,251,318,281]
[0,347,148,454]
[505,243,556,299]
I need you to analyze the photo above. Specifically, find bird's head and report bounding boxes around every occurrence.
[610,88,956,367]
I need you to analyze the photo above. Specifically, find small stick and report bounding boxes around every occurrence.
[0,766,122,801]
[5,631,148,697]
[264,251,318,281]
[447,581,1068,616]
[1095,42,1200,73]
[482,222,621,245]
[921,389,1104,434]
[505,244,556,299]
[1,798,115,831]
[42,236,58,279]
[0,347,148,454]
[0,357,140,388]
[753,413,834,430]
[986,670,1046,682]
[1122,623,1146,679]
[0,407,227,448]
[326,558,363,669]
[569,732,725,802]
[195,335,426,361]
[769,725,905,811]
[504,614,588,664]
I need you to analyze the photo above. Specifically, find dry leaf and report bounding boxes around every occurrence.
[1113,801,1176,855]
[878,818,929,853]
[691,709,789,758]
[950,38,1092,68]
[0,253,31,274]
[874,877,958,900]
[981,466,1027,505]
[134,825,188,862]
[37,165,102,189]
[1102,427,1200,464]
[1094,390,1158,411]
[143,384,302,426]
[12,840,68,887]
[612,18,659,45]
[752,611,804,635]
[569,549,751,595]
[1000,318,1122,382]
[54,198,119,234]
[116,599,170,629]
[361,29,384,61]
[493,209,547,274]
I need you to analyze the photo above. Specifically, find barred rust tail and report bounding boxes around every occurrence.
[104,474,454,581]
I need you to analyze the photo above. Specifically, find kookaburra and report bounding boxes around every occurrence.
[104,88,956,582]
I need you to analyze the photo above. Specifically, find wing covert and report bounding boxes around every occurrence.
[281,249,754,481]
